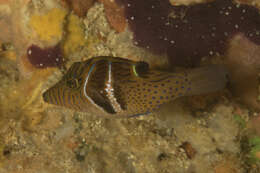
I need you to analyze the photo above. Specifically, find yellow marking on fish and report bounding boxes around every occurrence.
[132,65,139,77]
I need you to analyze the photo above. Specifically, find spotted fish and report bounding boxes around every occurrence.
[43,56,228,117]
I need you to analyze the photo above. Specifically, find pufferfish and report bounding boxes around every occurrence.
[43,56,228,117]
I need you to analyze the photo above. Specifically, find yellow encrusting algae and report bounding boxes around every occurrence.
[29,8,67,42]
[62,14,86,56]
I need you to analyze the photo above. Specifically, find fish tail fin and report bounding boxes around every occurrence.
[187,65,229,96]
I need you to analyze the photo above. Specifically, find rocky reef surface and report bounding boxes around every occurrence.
[0,0,260,172]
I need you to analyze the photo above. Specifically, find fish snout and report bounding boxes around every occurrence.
[42,89,52,103]
[42,87,58,105]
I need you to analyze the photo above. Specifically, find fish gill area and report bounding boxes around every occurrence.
[0,0,260,172]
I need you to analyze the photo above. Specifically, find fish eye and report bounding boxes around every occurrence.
[133,61,149,78]
[66,79,77,89]
[66,78,83,89]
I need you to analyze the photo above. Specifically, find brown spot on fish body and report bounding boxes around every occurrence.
[43,56,228,117]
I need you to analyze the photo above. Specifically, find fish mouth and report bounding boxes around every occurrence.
[42,90,49,103]
[42,85,75,108]
[42,89,52,104]
[42,86,83,110]
[42,87,58,105]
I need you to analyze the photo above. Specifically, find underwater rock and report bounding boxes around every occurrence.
[0,47,16,61]
[116,0,260,66]
[0,8,12,43]
[65,0,95,17]
[186,92,225,112]
[213,155,241,173]
[27,44,64,68]
[0,0,30,54]
[226,34,260,111]
[99,0,126,32]
[180,141,197,159]
[250,114,260,136]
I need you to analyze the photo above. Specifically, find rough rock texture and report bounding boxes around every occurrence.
[98,0,126,33]
[64,0,96,17]
[0,1,260,173]
[226,34,260,111]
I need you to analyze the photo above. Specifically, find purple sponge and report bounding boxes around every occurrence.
[116,0,260,66]
[27,44,64,68]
